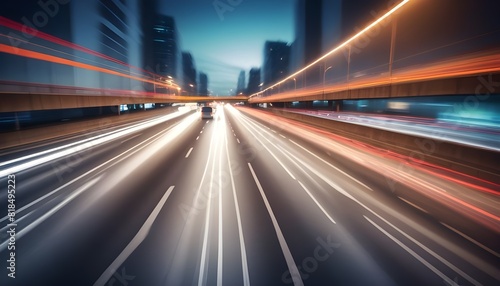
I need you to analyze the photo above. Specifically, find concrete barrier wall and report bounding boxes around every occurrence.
[261,108,500,184]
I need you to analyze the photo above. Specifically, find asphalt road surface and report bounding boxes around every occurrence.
[0,105,498,286]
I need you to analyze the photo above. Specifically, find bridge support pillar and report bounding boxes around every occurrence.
[335,101,343,112]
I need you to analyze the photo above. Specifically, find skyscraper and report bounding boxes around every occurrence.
[247,68,261,95]
[71,0,144,90]
[0,0,74,87]
[236,71,246,95]
[141,0,160,73]
[291,0,323,72]
[182,52,197,94]
[263,41,290,87]
[199,73,208,96]
[152,15,179,80]
[290,0,389,85]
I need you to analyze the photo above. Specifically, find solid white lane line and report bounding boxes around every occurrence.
[289,139,373,191]
[225,133,250,286]
[364,216,472,286]
[248,163,303,286]
[94,186,175,286]
[238,117,296,180]
[198,120,221,286]
[297,181,336,224]
[185,147,194,158]
[398,196,428,214]
[198,164,215,286]
[440,222,500,259]
[0,176,100,251]
[217,139,224,286]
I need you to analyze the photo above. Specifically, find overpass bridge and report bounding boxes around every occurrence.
[0,80,248,112]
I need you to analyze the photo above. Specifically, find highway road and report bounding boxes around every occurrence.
[0,105,498,286]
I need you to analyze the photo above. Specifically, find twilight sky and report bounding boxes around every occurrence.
[160,0,295,95]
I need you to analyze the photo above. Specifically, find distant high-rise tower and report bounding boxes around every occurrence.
[339,0,388,38]
[141,0,160,72]
[182,52,197,94]
[236,71,246,95]
[247,68,261,95]
[290,0,388,84]
[72,0,145,89]
[291,0,323,72]
[153,15,179,80]
[199,73,208,96]
[263,41,290,86]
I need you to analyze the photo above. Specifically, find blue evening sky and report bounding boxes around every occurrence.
[160,0,295,95]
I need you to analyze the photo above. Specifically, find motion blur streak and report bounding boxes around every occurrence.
[0,109,191,177]
[0,16,135,71]
[0,43,165,87]
[0,176,100,251]
[1,104,498,285]
[234,107,500,232]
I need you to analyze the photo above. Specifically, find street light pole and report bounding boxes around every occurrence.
[388,15,398,79]
[323,65,332,96]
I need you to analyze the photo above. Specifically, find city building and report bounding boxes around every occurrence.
[236,70,246,95]
[262,41,290,87]
[199,72,208,96]
[182,52,197,94]
[152,14,180,80]
[141,0,159,72]
[290,0,324,73]
[247,68,261,95]
[290,0,389,86]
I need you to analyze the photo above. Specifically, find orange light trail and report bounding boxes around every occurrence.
[0,16,151,76]
[0,43,173,90]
